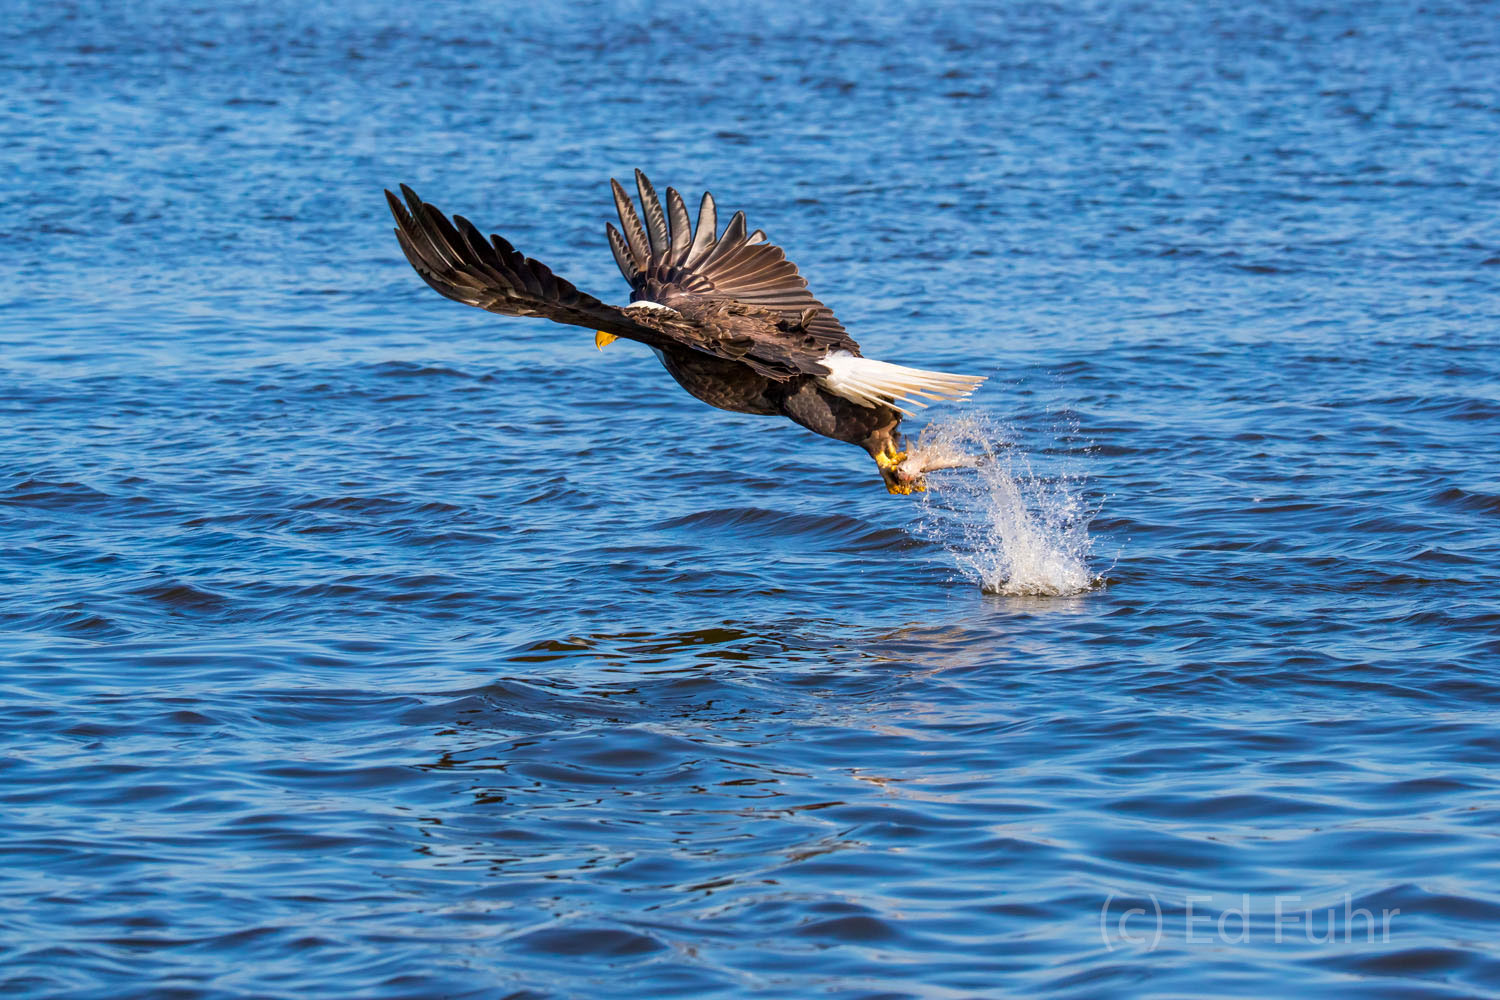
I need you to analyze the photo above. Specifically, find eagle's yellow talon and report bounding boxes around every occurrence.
[884,479,926,495]
[875,442,923,494]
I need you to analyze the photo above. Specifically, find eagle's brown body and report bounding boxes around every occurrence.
[385,172,983,492]
[635,300,903,449]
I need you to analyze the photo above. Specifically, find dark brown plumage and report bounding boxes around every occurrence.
[385,171,984,493]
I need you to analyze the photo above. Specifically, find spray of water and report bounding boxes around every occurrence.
[908,413,1101,597]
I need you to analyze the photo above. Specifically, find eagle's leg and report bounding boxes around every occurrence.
[780,384,923,495]
[866,428,925,496]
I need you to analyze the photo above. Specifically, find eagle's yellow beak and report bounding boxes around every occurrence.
[594,331,618,351]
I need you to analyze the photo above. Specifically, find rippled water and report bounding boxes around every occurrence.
[5,1,1500,996]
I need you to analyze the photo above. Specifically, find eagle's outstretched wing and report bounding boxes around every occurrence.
[386,185,673,349]
[388,184,844,381]
[606,170,859,356]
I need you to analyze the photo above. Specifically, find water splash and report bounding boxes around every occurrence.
[909,413,1100,597]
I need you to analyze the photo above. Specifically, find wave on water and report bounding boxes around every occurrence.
[908,413,1101,597]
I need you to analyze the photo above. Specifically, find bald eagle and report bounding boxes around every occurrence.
[385,171,985,494]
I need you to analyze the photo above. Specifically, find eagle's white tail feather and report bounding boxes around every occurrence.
[819,352,986,417]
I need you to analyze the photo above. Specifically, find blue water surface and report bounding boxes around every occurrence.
[4,1,1500,997]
